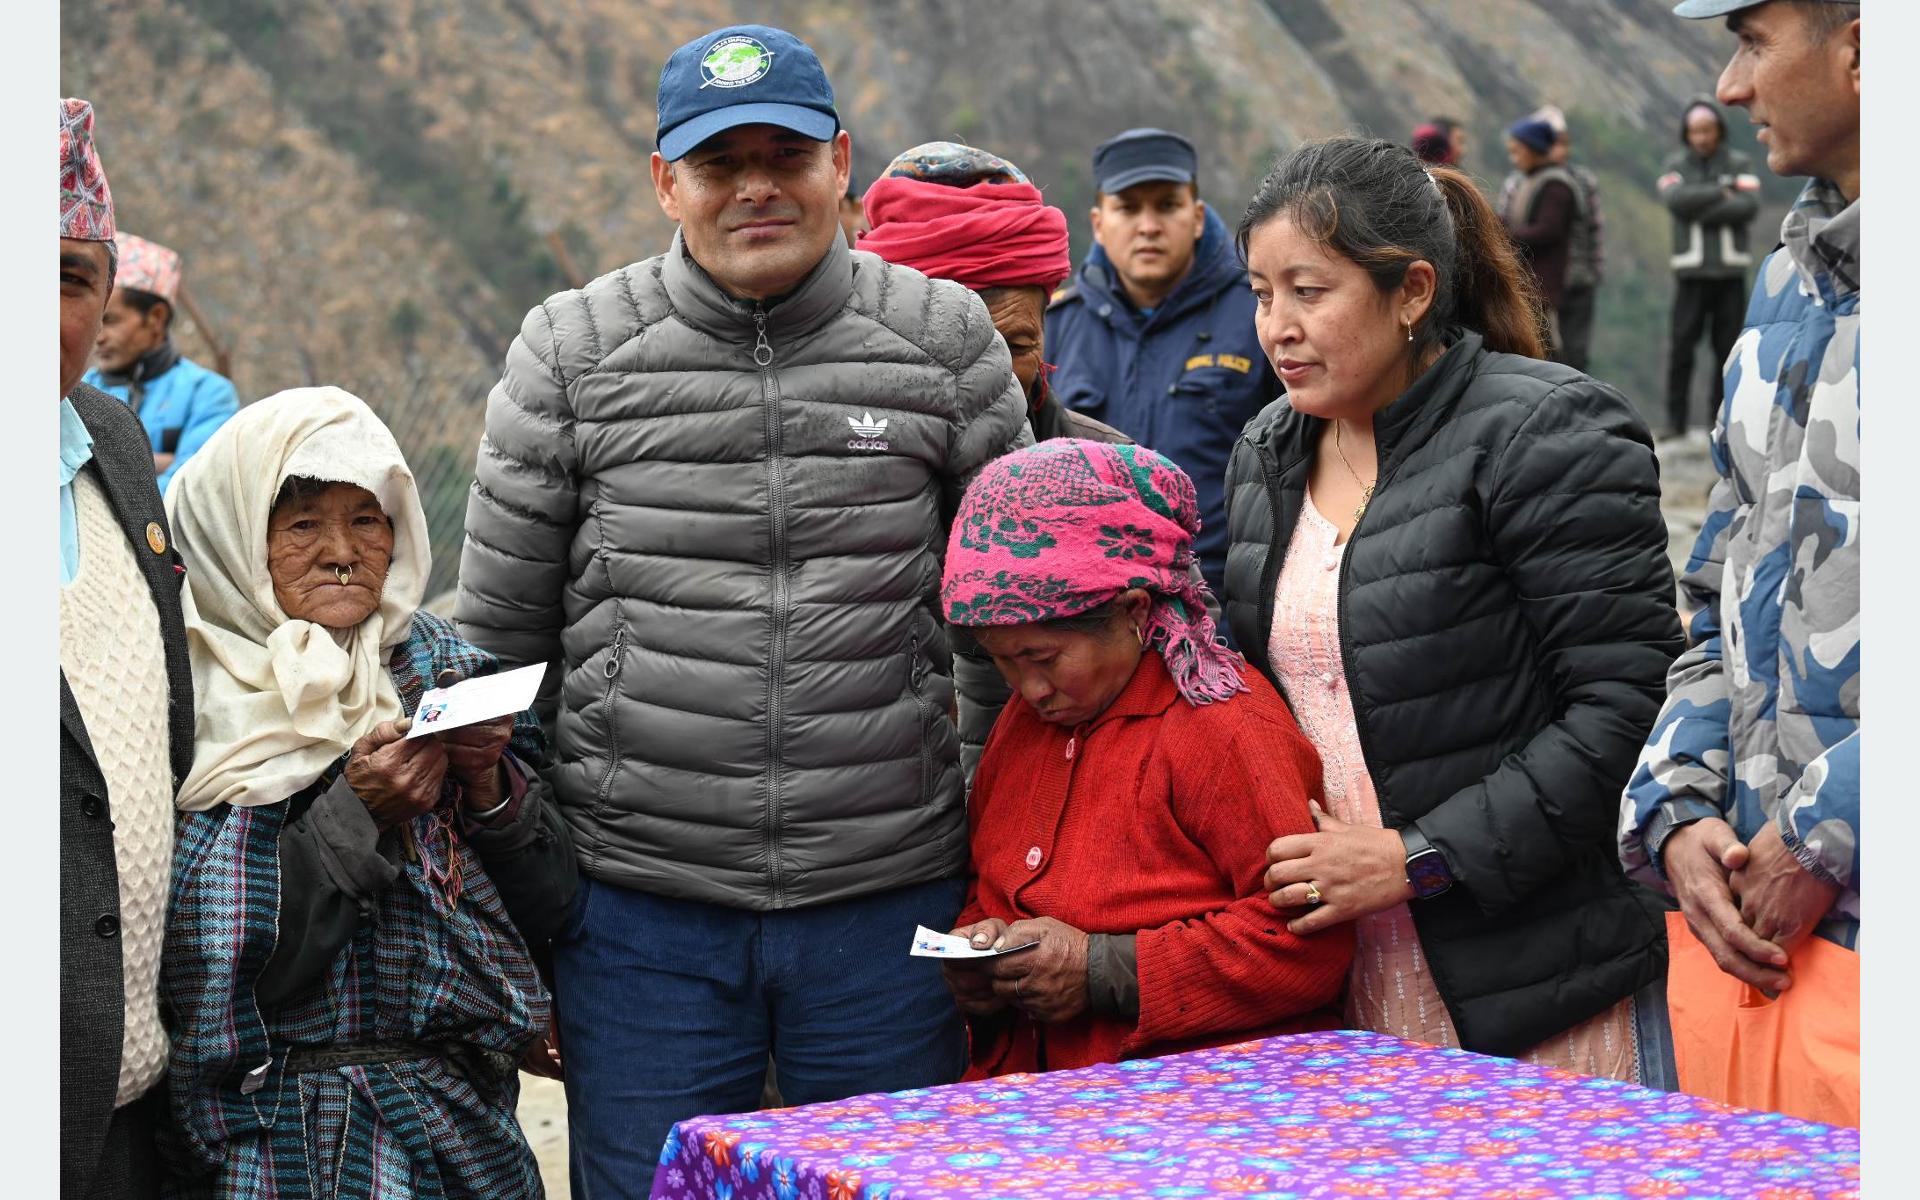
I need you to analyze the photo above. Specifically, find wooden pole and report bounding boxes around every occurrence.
[173,285,234,382]
[545,230,588,290]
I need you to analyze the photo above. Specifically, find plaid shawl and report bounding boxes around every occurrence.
[161,611,549,1199]
[941,439,1246,705]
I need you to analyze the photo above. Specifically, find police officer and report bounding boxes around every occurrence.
[1046,129,1280,619]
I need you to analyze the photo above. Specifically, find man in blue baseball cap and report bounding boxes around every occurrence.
[456,23,1029,1198]
[1045,128,1280,632]
[650,23,849,301]
[1620,0,1859,1119]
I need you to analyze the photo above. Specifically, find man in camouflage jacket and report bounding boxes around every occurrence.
[1620,0,1859,990]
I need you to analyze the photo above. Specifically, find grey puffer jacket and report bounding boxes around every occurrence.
[455,230,1029,911]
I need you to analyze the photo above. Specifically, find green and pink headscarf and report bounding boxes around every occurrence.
[942,439,1246,706]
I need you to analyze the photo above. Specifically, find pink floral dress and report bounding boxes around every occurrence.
[1267,489,1638,1081]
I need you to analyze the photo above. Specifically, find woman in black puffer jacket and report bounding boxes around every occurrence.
[1223,137,1684,1081]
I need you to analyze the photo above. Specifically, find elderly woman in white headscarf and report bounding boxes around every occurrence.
[157,388,574,1200]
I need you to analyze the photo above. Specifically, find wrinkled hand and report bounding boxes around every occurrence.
[519,1023,564,1081]
[346,719,448,832]
[1264,802,1413,935]
[1664,817,1790,993]
[1732,822,1841,966]
[943,918,1011,1016]
[435,716,515,812]
[429,668,515,812]
[988,917,1089,1024]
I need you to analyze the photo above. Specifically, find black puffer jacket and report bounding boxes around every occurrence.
[1222,332,1682,1055]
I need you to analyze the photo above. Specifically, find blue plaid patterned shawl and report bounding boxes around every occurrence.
[162,611,551,1199]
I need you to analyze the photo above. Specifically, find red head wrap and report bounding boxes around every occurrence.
[860,175,1071,293]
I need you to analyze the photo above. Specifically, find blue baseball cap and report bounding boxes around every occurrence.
[1672,0,1855,15]
[1092,128,1198,196]
[656,25,839,162]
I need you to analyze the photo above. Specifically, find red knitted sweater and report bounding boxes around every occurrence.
[958,651,1354,1077]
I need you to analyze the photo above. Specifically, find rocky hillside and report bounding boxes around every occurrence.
[62,0,1777,591]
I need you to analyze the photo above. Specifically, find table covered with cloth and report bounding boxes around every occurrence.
[649,1030,1858,1200]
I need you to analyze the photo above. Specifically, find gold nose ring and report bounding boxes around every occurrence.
[335,565,353,585]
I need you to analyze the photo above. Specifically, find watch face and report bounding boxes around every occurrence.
[1407,848,1452,899]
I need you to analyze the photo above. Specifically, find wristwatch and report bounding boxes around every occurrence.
[1399,824,1454,900]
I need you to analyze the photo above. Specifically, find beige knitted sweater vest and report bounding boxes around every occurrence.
[59,470,173,1106]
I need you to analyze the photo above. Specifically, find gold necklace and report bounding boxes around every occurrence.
[1332,422,1377,520]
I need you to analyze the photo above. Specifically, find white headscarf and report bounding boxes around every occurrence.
[166,387,431,812]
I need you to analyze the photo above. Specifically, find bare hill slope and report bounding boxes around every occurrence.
[62,0,1762,590]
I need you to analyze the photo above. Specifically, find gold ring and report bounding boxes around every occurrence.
[1304,883,1323,907]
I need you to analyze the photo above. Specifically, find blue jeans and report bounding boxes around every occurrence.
[552,875,968,1200]
[1634,968,1680,1092]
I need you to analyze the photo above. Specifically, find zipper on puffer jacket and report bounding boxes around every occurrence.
[595,625,627,805]
[1331,502,1391,824]
[907,632,934,804]
[1324,448,1472,1033]
[1252,436,1290,668]
[755,304,790,906]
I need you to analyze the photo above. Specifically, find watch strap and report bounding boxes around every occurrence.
[1399,824,1454,899]
[1399,824,1433,859]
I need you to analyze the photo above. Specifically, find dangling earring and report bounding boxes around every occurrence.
[1133,625,1144,646]
[1405,318,1414,344]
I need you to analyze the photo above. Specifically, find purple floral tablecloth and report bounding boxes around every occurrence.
[649,1030,1859,1200]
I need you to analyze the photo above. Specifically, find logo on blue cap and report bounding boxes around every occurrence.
[700,36,774,89]
[656,24,839,162]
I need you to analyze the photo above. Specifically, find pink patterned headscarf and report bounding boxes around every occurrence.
[942,439,1246,706]
[114,233,183,302]
[60,98,115,242]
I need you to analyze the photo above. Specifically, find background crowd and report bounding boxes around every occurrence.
[58,1,1860,1198]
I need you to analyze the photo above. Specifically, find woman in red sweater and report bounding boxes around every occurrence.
[940,439,1353,1077]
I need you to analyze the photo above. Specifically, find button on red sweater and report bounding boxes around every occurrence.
[958,650,1354,1077]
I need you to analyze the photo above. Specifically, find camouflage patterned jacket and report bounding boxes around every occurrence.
[1619,180,1860,948]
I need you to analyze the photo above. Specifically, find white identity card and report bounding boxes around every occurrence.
[908,924,1037,960]
[405,662,548,739]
